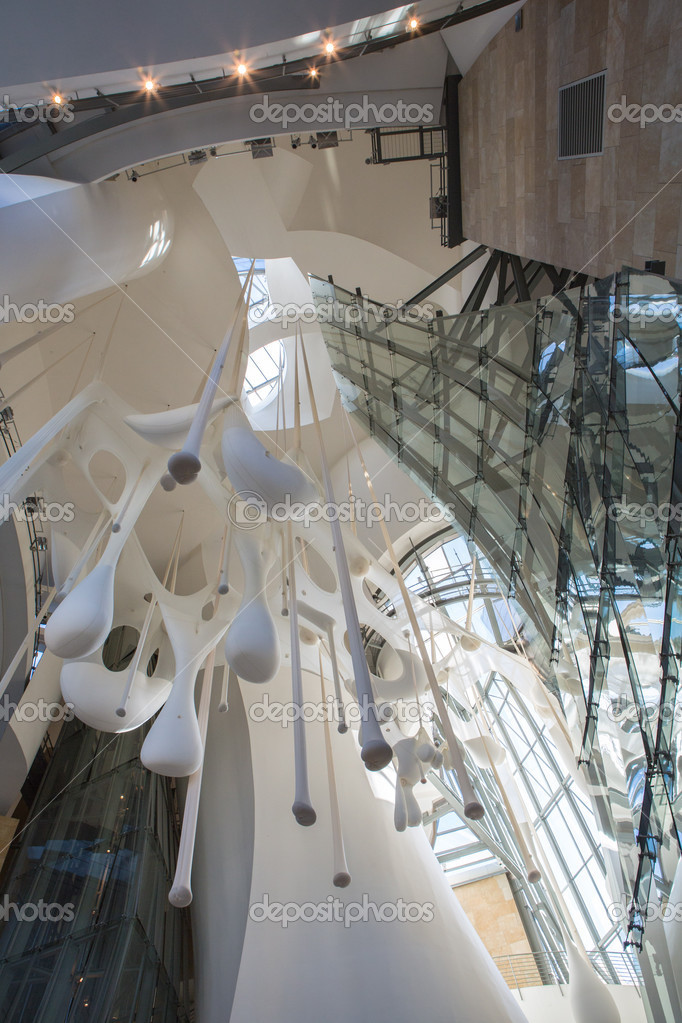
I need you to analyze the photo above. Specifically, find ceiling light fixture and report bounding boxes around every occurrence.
[325,41,335,54]
[309,67,318,78]
[237,63,247,76]
[409,16,419,30]
[144,79,155,92]
[52,93,63,105]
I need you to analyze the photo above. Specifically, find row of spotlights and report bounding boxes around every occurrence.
[59,18,420,105]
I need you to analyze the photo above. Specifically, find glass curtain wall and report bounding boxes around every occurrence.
[0,718,192,1023]
[314,267,682,1020]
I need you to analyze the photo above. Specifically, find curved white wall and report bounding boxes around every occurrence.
[192,660,529,1023]
[0,175,172,312]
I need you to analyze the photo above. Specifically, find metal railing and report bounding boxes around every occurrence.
[0,395,49,681]
[493,949,644,993]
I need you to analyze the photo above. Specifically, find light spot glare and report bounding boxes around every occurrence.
[325,41,335,54]
[237,63,247,76]
[139,219,171,267]
[144,79,155,92]
[409,17,419,29]
[53,94,62,105]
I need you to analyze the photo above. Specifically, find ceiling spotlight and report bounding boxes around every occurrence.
[409,16,419,30]
[144,79,155,92]
[309,67,318,78]
[325,41,335,54]
[237,63,247,76]
[52,93,63,105]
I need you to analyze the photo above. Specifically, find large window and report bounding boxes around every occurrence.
[405,531,621,950]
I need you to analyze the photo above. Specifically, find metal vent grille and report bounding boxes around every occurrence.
[558,71,606,159]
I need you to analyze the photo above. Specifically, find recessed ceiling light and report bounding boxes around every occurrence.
[309,67,318,78]
[325,41,335,54]
[409,16,419,30]
[52,93,63,105]
[237,63,247,76]
[144,79,155,92]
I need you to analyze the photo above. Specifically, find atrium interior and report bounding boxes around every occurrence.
[0,1,680,1021]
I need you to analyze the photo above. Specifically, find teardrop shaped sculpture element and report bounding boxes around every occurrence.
[393,737,425,830]
[125,397,233,451]
[49,528,81,593]
[168,269,254,485]
[60,662,171,733]
[224,526,280,684]
[45,463,158,661]
[221,402,318,512]
[45,562,116,660]
[464,735,507,769]
[141,610,230,777]
[370,647,429,704]
[565,938,621,1023]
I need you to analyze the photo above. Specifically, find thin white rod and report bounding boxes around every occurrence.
[168,643,218,906]
[280,529,288,616]
[344,412,483,817]
[112,460,150,533]
[287,521,316,826]
[298,330,391,772]
[58,510,110,596]
[218,520,232,595]
[218,665,232,714]
[319,649,351,887]
[214,522,229,596]
[324,626,347,733]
